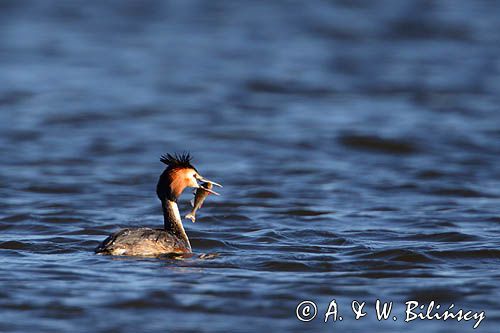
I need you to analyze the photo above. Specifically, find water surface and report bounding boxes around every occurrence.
[1,1,500,332]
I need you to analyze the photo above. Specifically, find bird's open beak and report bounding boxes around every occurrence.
[200,186,220,195]
[196,176,222,195]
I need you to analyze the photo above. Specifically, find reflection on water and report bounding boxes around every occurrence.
[1,1,500,332]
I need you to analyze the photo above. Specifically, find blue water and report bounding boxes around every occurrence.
[1,1,500,332]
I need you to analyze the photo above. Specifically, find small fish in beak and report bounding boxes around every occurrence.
[185,182,214,222]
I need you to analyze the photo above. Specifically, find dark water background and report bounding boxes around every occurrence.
[1,1,500,332]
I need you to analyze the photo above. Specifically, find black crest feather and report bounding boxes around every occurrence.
[160,152,195,170]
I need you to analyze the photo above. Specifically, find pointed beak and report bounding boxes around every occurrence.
[199,186,220,196]
[196,176,222,195]
[197,176,223,188]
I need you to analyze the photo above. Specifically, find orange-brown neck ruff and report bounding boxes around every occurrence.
[168,168,191,201]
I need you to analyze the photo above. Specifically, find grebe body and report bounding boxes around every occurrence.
[95,153,221,257]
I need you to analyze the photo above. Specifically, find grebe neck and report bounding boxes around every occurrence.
[162,199,191,251]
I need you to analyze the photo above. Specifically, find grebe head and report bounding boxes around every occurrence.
[156,153,221,202]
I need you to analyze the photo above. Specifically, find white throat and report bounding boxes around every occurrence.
[165,200,191,250]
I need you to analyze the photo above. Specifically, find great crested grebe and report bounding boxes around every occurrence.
[95,153,221,256]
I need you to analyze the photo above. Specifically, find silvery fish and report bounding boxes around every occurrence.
[185,182,213,222]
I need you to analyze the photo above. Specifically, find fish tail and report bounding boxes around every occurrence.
[185,213,196,223]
